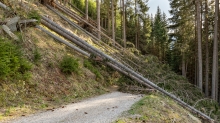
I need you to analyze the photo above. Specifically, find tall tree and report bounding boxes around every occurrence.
[196,0,203,90]
[212,0,219,100]
[85,0,88,20]
[97,0,101,39]
[152,7,168,61]
[112,0,115,44]
[122,0,126,47]
[135,0,138,49]
[204,0,209,97]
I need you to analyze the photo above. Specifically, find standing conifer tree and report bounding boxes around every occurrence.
[212,0,219,101]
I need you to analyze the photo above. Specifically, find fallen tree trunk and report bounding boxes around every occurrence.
[37,24,152,89]
[40,17,214,122]
[2,25,19,41]
[0,2,10,10]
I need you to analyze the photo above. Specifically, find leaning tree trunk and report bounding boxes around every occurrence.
[196,0,203,91]
[212,0,219,101]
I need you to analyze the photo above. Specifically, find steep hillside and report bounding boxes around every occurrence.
[0,1,119,121]
[0,1,219,123]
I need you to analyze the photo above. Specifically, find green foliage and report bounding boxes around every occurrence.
[83,60,102,79]
[71,0,96,19]
[0,37,31,79]
[33,49,41,63]
[27,10,41,24]
[60,55,79,74]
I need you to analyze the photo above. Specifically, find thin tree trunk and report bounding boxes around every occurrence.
[97,0,101,39]
[115,1,117,42]
[120,0,123,39]
[107,2,111,35]
[196,0,203,90]
[137,16,140,49]
[122,0,126,48]
[205,0,209,97]
[85,0,88,20]
[212,0,219,100]
[182,53,186,77]
[112,0,115,45]
[135,0,138,49]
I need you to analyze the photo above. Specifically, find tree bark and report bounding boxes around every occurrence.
[182,53,186,77]
[112,0,115,45]
[97,0,101,40]
[85,0,88,20]
[196,0,203,91]
[212,0,219,100]
[122,0,126,48]
[205,0,209,97]
[135,0,138,49]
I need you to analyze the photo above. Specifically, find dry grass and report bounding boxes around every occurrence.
[115,93,202,123]
[0,2,117,122]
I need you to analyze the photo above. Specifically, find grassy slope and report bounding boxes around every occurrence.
[0,3,119,121]
[115,93,202,123]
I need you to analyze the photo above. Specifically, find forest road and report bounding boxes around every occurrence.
[10,92,142,123]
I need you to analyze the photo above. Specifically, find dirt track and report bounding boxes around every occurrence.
[10,92,142,123]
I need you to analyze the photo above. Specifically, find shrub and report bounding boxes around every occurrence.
[84,60,102,79]
[60,55,79,74]
[33,49,41,63]
[0,37,32,79]
[27,10,41,24]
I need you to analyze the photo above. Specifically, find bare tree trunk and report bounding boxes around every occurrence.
[120,0,123,39]
[212,0,219,100]
[182,53,186,77]
[122,0,126,48]
[97,0,101,40]
[112,0,115,45]
[196,0,203,91]
[205,0,209,97]
[137,16,140,49]
[85,0,88,20]
[135,0,138,49]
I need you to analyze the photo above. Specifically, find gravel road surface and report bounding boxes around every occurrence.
[11,92,142,123]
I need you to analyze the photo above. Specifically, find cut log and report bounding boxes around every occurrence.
[0,2,10,10]
[2,25,19,41]
[6,16,20,32]
[18,19,38,24]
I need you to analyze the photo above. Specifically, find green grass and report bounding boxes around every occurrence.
[83,59,102,79]
[116,93,202,123]
[60,55,80,74]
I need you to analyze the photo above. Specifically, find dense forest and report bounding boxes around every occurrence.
[71,0,220,103]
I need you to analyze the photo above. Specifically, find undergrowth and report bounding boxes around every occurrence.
[83,59,102,79]
[60,55,80,74]
[0,36,32,107]
[117,54,220,121]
